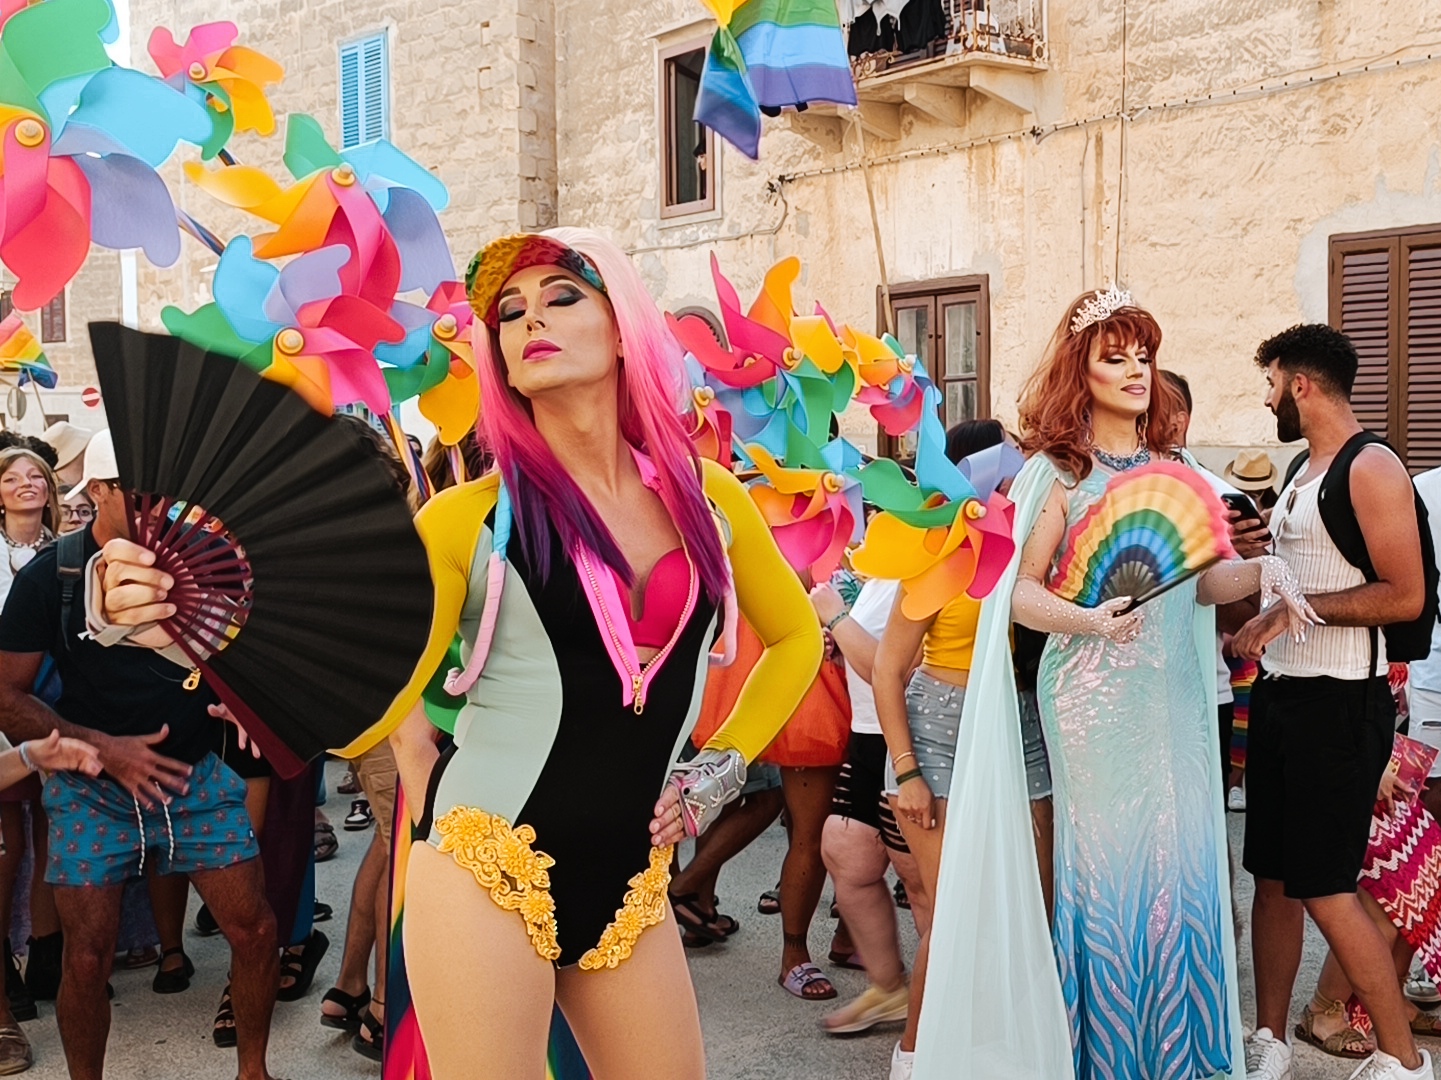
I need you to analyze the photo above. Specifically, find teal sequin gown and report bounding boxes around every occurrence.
[1039,462,1233,1080]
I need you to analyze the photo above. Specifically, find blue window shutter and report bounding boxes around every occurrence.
[339,42,361,149]
[339,33,387,148]
[362,35,388,143]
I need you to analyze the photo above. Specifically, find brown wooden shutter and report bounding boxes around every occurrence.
[1405,240,1441,472]
[1332,243,1396,439]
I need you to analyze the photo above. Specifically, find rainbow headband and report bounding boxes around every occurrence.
[465,234,607,329]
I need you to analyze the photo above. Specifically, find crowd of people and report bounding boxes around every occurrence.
[0,227,1435,1080]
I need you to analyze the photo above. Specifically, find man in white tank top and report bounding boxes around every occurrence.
[1233,325,1430,1080]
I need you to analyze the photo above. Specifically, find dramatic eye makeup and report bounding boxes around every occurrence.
[496,276,586,322]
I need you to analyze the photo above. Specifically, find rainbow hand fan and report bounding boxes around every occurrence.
[1050,461,1236,611]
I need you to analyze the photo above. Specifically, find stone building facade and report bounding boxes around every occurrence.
[108,0,1441,470]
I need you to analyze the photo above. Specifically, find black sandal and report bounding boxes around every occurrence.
[152,947,194,994]
[757,887,781,916]
[352,1003,384,1062]
[669,893,728,943]
[213,983,236,1048]
[319,986,371,1033]
[277,930,330,1003]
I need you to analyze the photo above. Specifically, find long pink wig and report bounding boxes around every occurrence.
[471,226,729,603]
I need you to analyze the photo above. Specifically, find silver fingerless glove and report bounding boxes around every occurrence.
[1257,554,1306,613]
[666,748,747,838]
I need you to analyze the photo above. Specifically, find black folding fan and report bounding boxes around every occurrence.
[88,323,433,778]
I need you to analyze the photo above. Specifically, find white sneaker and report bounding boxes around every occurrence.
[1245,1027,1293,1080]
[889,1041,915,1080]
[1228,786,1247,812]
[1348,1049,1435,1080]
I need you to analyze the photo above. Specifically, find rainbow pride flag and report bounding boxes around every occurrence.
[0,313,56,389]
[384,780,592,1080]
[696,0,857,158]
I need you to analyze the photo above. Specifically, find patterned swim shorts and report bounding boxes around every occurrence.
[43,752,258,887]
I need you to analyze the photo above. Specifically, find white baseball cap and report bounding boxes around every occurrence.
[64,429,118,503]
[40,422,92,470]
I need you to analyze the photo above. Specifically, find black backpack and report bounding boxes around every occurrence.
[54,529,86,657]
[1281,431,1440,663]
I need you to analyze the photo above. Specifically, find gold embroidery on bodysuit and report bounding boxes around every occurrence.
[433,807,562,962]
[578,843,674,971]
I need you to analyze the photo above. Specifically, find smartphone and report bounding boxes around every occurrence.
[1221,491,1272,545]
[1220,491,1261,522]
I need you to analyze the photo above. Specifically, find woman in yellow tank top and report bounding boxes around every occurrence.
[871,419,1018,1080]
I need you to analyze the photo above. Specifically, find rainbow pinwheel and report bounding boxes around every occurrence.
[148,22,284,159]
[0,0,211,308]
[849,392,1024,618]
[0,312,54,387]
[744,442,863,580]
[383,281,481,446]
[845,327,931,436]
[162,237,405,414]
[184,113,452,309]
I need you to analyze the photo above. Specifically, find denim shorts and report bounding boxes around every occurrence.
[884,670,965,798]
[43,752,258,887]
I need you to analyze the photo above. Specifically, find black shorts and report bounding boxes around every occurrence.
[831,732,909,854]
[1242,671,1394,899]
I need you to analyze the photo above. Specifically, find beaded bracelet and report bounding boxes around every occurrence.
[895,767,925,786]
[824,610,849,633]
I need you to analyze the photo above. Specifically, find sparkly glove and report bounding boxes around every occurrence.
[1012,579,1144,644]
[666,748,747,838]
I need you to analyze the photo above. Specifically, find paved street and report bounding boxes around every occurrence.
[12,767,1393,1078]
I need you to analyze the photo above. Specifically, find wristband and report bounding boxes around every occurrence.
[17,742,35,773]
[824,611,849,633]
[895,767,925,786]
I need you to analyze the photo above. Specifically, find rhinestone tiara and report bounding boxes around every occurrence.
[1070,287,1134,335]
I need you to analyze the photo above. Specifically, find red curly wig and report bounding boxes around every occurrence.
[1017,292,1186,481]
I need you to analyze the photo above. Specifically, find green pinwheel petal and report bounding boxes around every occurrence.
[891,503,961,529]
[851,457,927,512]
[783,424,828,470]
[830,361,857,412]
[384,341,451,402]
[283,113,343,180]
[882,333,905,358]
[199,84,235,160]
[161,304,253,360]
[0,0,111,116]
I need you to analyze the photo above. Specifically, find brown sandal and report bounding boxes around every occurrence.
[1411,1007,1441,1037]
[1293,1000,1374,1059]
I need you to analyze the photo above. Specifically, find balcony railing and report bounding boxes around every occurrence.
[849,0,1047,81]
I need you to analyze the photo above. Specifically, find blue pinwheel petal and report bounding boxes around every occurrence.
[383,188,455,293]
[820,437,863,474]
[66,67,211,168]
[346,140,450,211]
[914,389,976,504]
[37,72,96,137]
[71,153,181,266]
[213,237,283,345]
[374,300,435,368]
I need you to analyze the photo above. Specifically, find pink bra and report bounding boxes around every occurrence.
[608,547,692,649]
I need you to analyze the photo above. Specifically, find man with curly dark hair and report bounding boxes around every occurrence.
[1236,323,1433,1080]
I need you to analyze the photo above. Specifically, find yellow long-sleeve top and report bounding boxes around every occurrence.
[341,459,823,764]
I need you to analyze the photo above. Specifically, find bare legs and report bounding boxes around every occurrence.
[669,787,783,927]
[407,842,705,1080]
[52,884,123,1080]
[821,815,905,992]
[889,797,950,1054]
[778,766,840,983]
[1253,877,1422,1068]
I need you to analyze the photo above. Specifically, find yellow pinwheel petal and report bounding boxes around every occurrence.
[850,513,951,581]
[420,371,480,446]
[184,161,286,212]
[265,354,333,414]
[745,445,825,497]
[900,547,979,621]
[749,257,799,337]
[842,326,898,366]
[213,76,277,136]
[250,176,337,257]
[790,315,846,374]
[215,45,284,86]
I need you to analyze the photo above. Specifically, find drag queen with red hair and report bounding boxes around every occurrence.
[911,290,1314,1080]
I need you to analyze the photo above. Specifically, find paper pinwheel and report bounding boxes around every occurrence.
[0,312,54,387]
[0,0,211,308]
[184,113,452,309]
[849,394,1023,618]
[744,443,863,581]
[846,327,931,436]
[162,237,405,415]
[148,21,284,159]
[383,281,481,446]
